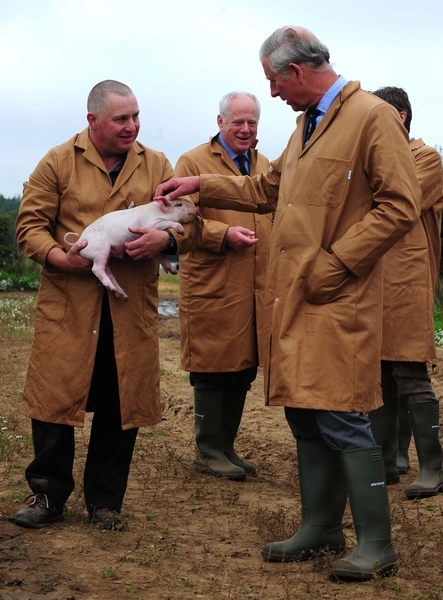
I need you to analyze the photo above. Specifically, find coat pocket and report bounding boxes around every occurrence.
[188,256,227,298]
[306,157,351,207]
[306,248,352,304]
[36,269,68,323]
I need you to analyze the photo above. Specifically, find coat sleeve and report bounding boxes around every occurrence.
[16,150,63,266]
[175,153,230,254]
[199,155,281,214]
[165,156,203,254]
[414,145,443,216]
[331,104,421,277]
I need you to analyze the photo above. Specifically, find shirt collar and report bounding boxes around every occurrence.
[218,133,249,161]
[316,74,347,118]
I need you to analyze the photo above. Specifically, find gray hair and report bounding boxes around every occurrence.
[87,80,133,114]
[219,91,261,121]
[259,27,331,77]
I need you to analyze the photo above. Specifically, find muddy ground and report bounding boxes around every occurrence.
[1,294,443,599]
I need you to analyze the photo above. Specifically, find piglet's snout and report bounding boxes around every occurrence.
[167,200,199,224]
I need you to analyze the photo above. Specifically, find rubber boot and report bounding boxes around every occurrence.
[261,439,347,562]
[194,389,246,481]
[405,400,443,499]
[332,446,398,581]
[397,394,411,474]
[223,391,257,476]
[368,396,400,485]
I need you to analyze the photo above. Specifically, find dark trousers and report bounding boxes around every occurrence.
[285,407,375,452]
[25,293,138,512]
[190,367,258,392]
[381,360,436,404]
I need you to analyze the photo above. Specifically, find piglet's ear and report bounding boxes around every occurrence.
[154,196,170,213]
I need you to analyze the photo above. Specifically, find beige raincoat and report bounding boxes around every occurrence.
[16,128,202,430]
[198,82,421,412]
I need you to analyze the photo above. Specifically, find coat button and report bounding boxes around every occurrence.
[275,298,279,302]
[287,203,292,207]
[93,330,97,335]
[281,249,285,254]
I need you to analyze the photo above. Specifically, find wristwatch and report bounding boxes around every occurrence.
[165,230,178,256]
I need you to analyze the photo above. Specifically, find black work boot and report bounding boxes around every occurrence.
[261,439,347,562]
[397,394,411,474]
[332,446,398,581]
[194,389,246,481]
[405,400,443,499]
[223,391,257,476]
[14,477,64,529]
[88,507,123,530]
[14,493,64,528]
[368,396,400,485]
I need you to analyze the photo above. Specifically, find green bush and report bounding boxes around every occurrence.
[434,286,443,347]
[0,272,40,292]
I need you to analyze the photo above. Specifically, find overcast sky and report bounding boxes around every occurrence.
[1,0,442,198]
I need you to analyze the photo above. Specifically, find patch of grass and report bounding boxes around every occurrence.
[125,581,138,593]
[434,286,443,346]
[150,428,167,438]
[158,270,179,295]
[0,416,31,464]
[0,293,37,340]
[99,568,120,580]
[7,488,30,503]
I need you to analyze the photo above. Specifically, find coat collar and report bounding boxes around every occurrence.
[74,128,144,195]
[208,134,259,174]
[409,137,425,152]
[297,80,361,154]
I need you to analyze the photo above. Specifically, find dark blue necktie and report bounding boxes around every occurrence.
[303,107,320,147]
[236,154,249,175]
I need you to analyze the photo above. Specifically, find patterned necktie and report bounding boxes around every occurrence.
[236,154,249,175]
[303,107,320,147]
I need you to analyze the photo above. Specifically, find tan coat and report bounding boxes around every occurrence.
[16,128,202,430]
[175,136,272,371]
[381,139,443,362]
[199,82,421,412]
[412,139,443,294]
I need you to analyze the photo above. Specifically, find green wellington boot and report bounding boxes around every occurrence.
[369,397,400,485]
[194,389,246,481]
[223,391,257,476]
[332,446,398,581]
[397,394,412,474]
[261,439,347,562]
[405,400,443,499]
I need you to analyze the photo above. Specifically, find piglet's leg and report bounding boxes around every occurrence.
[91,257,128,301]
[103,264,128,300]
[155,220,184,234]
[156,254,177,275]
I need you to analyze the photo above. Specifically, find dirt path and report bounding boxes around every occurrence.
[1,310,443,599]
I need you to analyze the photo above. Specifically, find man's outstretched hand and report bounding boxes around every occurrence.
[155,176,200,201]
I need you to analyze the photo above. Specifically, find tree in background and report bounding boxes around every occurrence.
[0,195,40,289]
[0,199,20,270]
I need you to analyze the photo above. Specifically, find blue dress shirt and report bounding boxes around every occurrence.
[218,134,250,174]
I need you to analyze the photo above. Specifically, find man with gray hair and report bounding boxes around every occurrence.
[14,79,201,531]
[175,92,271,481]
[156,27,421,580]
